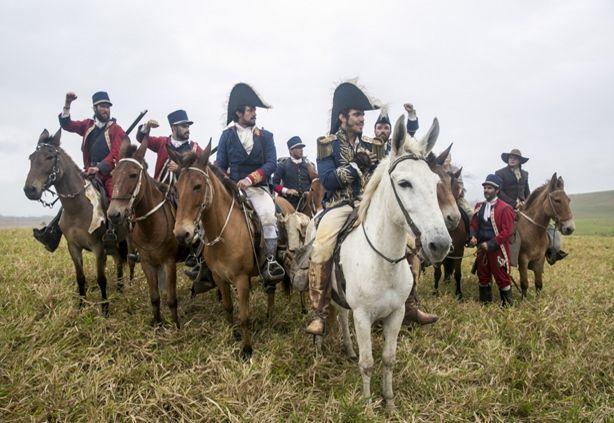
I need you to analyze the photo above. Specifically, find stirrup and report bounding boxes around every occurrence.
[263,256,285,282]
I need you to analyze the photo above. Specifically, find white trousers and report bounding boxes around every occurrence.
[246,186,277,239]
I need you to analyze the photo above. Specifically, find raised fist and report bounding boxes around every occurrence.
[403,103,417,119]
[65,92,78,106]
[144,119,160,129]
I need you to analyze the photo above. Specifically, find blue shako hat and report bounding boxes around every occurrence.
[287,136,305,150]
[330,81,379,134]
[226,83,271,125]
[167,109,193,126]
[92,91,112,106]
[482,174,503,189]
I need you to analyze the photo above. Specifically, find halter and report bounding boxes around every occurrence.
[359,152,426,264]
[186,166,234,247]
[388,153,424,238]
[34,143,88,207]
[115,158,166,223]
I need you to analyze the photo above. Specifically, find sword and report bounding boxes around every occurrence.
[125,110,148,135]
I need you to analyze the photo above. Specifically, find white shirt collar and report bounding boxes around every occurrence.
[170,136,189,149]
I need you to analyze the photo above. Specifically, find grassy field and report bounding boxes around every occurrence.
[569,190,614,236]
[0,229,612,422]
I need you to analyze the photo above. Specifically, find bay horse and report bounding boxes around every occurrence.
[433,166,468,298]
[332,116,451,410]
[107,137,181,328]
[516,173,575,297]
[169,142,274,358]
[24,129,127,314]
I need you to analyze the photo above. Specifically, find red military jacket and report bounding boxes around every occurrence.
[136,130,203,180]
[59,115,125,176]
[470,199,515,258]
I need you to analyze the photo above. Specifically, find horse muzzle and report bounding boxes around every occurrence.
[107,204,127,225]
[561,220,576,235]
[174,223,196,246]
[422,232,453,264]
[23,184,42,200]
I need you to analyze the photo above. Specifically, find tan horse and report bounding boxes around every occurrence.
[169,142,273,358]
[517,173,575,296]
[107,137,181,328]
[24,129,127,314]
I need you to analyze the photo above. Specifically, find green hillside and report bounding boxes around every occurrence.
[569,190,614,236]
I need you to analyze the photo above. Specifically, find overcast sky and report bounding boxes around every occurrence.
[2,0,613,216]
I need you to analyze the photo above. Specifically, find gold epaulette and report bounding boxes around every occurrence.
[361,136,385,160]
[317,134,336,159]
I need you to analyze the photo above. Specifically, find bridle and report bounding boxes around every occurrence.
[34,143,88,208]
[519,189,571,230]
[185,166,234,247]
[360,153,425,264]
[114,158,166,224]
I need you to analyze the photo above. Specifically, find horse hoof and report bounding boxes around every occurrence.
[384,400,396,412]
[241,346,253,360]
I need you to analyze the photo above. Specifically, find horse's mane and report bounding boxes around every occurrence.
[523,181,549,210]
[206,163,242,198]
[357,139,424,223]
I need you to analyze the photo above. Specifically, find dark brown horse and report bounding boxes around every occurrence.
[516,173,575,297]
[24,129,127,314]
[169,143,273,357]
[433,167,468,298]
[107,137,181,328]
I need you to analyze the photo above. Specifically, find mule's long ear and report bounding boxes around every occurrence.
[557,175,565,189]
[51,128,62,146]
[391,115,407,156]
[119,136,131,158]
[38,129,50,144]
[197,138,212,167]
[454,166,463,179]
[418,117,439,155]
[435,142,453,166]
[548,172,558,191]
[134,136,147,162]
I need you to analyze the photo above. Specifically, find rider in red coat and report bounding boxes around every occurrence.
[58,91,125,199]
[469,174,516,306]
[136,109,203,181]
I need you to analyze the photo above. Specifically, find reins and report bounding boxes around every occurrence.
[115,158,167,224]
[35,143,88,208]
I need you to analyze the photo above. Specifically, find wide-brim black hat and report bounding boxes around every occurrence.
[330,81,379,134]
[501,148,529,164]
[226,83,271,124]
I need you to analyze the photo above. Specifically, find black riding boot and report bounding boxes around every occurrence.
[479,284,493,304]
[33,209,63,252]
[185,259,216,295]
[500,288,513,307]
[262,238,285,292]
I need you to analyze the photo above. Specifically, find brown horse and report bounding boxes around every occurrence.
[24,129,127,314]
[169,142,273,358]
[107,137,181,328]
[433,167,468,298]
[516,173,575,297]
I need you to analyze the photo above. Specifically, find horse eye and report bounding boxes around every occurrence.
[193,184,202,191]
[46,155,54,160]
[129,173,138,179]
[554,198,561,203]
[399,180,413,189]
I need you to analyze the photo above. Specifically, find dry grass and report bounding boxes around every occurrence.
[0,228,612,422]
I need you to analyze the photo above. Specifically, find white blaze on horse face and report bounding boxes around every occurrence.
[390,158,451,264]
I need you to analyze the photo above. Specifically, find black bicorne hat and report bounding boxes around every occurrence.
[226,83,271,124]
[330,81,379,134]
[374,106,391,127]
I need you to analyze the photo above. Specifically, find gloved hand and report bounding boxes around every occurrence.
[352,152,372,173]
